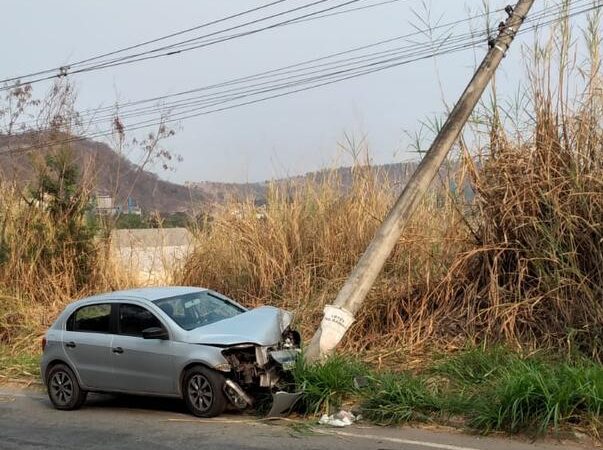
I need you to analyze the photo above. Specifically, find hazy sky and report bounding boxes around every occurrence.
[0,1,580,183]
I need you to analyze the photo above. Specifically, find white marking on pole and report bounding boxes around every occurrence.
[316,429,481,450]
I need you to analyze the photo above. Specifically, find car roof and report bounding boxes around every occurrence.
[74,286,208,306]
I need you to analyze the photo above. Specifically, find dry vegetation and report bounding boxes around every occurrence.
[178,21,603,362]
[0,157,132,353]
[178,166,471,361]
[0,13,601,371]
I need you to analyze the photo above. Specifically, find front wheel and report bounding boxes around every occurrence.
[183,366,227,417]
[46,363,87,410]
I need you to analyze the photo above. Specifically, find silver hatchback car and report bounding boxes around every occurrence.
[41,286,300,417]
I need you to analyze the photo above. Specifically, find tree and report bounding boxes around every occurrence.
[31,146,97,289]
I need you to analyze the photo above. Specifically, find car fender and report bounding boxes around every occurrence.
[173,343,231,395]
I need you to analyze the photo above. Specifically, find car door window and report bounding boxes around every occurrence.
[68,304,112,333]
[119,304,164,337]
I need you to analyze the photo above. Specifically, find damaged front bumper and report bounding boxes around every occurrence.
[219,341,302,414]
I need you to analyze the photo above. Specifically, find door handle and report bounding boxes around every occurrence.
[112,347,124,354]
[65,341,76,348]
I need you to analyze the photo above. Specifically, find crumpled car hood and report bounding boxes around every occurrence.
[183,305,293,346]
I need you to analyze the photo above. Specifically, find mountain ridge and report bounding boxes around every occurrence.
[0,133,419,212]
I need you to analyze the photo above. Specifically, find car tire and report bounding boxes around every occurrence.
[46,363,87,410]
[183,365,227,418]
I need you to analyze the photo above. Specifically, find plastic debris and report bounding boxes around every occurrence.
[266,391,303,417]
[318,410,357,427]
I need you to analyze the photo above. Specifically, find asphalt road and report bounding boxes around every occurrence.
[0,386,594,450]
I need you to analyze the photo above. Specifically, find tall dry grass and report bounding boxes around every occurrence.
[179,16,603,361]
[0,176,131,353]
[430,58,603,359]
[0,8,600,365]
[0,83,136,353]
[177,166,473,357]
[178,82,601,359]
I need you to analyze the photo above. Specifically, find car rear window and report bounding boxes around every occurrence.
[68,304,112,333]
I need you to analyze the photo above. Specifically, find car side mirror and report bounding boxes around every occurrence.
[142,327,168,340]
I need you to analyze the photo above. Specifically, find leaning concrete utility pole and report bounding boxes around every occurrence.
[304,0,536,362]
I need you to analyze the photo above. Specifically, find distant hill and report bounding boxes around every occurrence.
[0,133,204,213]
[186,161,420,204]
[0,133,421,212]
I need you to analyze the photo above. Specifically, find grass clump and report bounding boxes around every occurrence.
[292,354,367,414]
[431,346,522,386]
[432,348,602,435]
[470,359,603,435]
[295,348,602,437]
[360,373,440,424]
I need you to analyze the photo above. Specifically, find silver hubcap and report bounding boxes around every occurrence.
[50,371,73,405]
[188,374,213,412]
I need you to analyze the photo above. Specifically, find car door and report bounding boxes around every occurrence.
[62,303,115,390]
[108,302,176,395]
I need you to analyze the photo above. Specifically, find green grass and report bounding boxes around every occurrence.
[292,354,366,414]
[360,372,441,424]
[0,346,41,381]
[430,346,521,386]
[294,348,603,437]
[469,359,603,435]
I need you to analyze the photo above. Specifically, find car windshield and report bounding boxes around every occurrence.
[154,291,245,331]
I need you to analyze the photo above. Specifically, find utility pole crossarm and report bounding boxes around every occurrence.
[304,0,536,363]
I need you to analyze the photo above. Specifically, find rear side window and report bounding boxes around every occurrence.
[68,304,112,333]
[119,304,164,337]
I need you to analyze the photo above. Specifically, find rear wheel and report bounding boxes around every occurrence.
[46,364,87,410]
[183,366,227,417]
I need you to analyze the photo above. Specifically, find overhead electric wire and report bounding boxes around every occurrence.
[79,32,488,125]
[91,0,594,124]
[64,0,364,73]
[0,0,380,89]
[288,0,404,24]
[8,0,591,132]
[99,2,591,128]
[129,0,408,54]
[3,0,598,155]
[0,0,293,85]
[6,1,591,138]
[12,4,505,129]
[12,35,488,150]
[1,0,408,90]
[11,0,583,129]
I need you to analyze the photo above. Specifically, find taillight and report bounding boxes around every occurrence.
[42,337,47,351]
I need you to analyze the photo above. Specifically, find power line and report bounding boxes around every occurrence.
[2,1,598,155]
[104,0,592,124]
[5,1,591,140]
[12,4,504,129]
[80,32,489,125]
[0,0,294,85]
[65,0,364,74]
[102,2,589,129]
[1,0,394,89]
[288,0,404,24]
[10,0,582,130]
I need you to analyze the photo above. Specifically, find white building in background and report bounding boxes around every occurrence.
[95,193,121,216]
[95,193,143,216]
[111,227,192,284]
